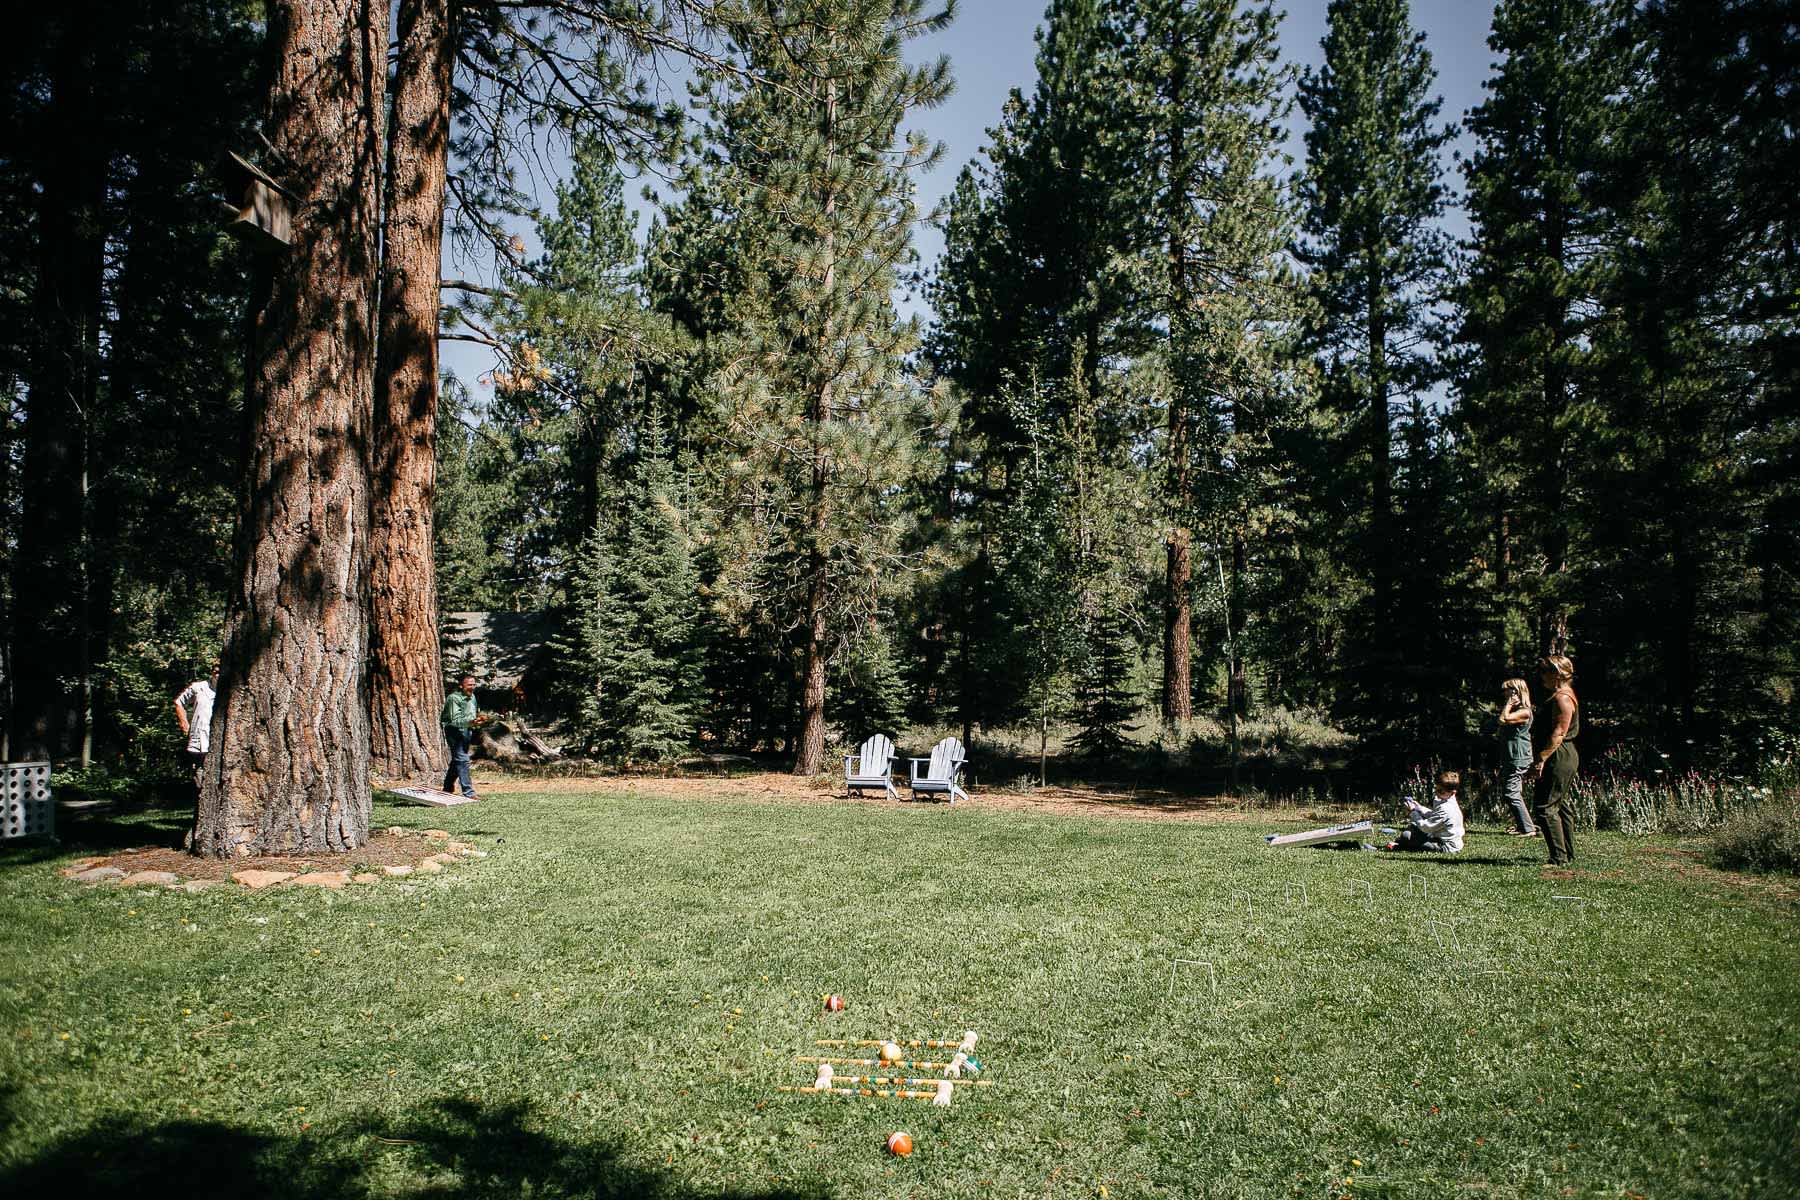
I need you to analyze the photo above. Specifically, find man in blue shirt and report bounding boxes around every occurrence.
[440,673,481,798]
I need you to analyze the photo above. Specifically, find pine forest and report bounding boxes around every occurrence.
[3,0,1796,855]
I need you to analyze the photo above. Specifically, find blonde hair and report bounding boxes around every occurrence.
[1501,677,1532,709]
[1538,654,1575,684]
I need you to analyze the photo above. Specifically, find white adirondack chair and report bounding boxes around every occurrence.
[844,734,900,799]
[908,736,969,804]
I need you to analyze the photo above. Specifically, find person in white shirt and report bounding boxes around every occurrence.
[1382,770,1466,854]
[174,664,219,785]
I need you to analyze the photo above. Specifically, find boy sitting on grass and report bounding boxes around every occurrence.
[1382,770,1466,854]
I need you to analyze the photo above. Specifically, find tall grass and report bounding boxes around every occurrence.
[1568,733,1796,836]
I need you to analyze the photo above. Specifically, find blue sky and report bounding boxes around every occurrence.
[442,1,1499,392]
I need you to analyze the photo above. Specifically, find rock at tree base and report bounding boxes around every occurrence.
[72,866,126,883]
[232,870,294,889]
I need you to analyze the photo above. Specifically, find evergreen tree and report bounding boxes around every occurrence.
[971,381,1081,753]
[1295,0,1457,723]
[686,0,953,775]
[921,0,1149,747]
[829,623,910,739]
[367,0,457,783]
[1069,609,1138,761]
[433,376,505,611]
[1117,0,1305,725]
[1578,0,1800,756]
[1381,398,1485,760]
[568,430,704,764]
[1060,345,1153,764]
[197,0,389,856]
[1453,0,1629,661]
[464,136,682,612]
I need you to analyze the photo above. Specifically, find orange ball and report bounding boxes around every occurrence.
[886,1131,913,1157]
[824,994,845,1012]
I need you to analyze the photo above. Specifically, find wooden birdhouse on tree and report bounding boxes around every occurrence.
[217,151,295,253]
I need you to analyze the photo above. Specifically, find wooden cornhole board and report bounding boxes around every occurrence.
[1263,819,1372,848]
[387,786,479,808]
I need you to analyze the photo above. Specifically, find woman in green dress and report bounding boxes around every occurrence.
[1529,654,1580,866]
[1497,677,1537,836]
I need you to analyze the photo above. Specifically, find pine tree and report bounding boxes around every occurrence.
[196,0,388,856]
[1295,0,1457,723]
[1070,609,1138,762]
[368,0,456,783]
[569,430,703,764]
[1119,0,1304,726]
[920,0,1149,748]
[687,0,953,775]
[829,623,909,739]
[1382,398,1484,760]
[972,380,1081,752]
[471,135,683,611]
[1578,0,1800,756]
[1453,0,1629,660]
[1060,344,1152,765]
[433,377,505,611]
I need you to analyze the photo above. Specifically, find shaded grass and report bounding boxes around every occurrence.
[2,791,1797,1198]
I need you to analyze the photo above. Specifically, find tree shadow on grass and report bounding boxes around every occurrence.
[0,802,194,872]
[0,1093,829,1200]
[1356,849,1530,869]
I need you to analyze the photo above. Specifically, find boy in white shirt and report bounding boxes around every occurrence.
[1382,770,1466,854]
[174,663,219,784]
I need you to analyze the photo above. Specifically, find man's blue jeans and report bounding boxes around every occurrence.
[442,726,474,797]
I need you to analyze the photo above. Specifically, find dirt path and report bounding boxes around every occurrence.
[470,769,1338,825]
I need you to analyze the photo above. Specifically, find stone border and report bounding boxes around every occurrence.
[57,827,489,892]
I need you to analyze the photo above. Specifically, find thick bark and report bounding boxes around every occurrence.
[194,0,388,857]
[793,562,829,776]
[368,0,453,783]
[10,21,106,761]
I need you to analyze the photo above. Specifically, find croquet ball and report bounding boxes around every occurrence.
[886,1131,913,1157]
[824,994,845,1012]
[880,1041,903,1063]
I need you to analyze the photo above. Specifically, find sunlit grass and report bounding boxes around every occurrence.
[2,790,1796,1198]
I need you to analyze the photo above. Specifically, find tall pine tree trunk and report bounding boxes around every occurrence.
[11,21,106,761]
[1366,261,1391,622]
[194,0,387,856]
[1163,529,1192,721]
[1159,25,1192,726]
[794,554,829,775]
[368,0,452,783]
[792,82,837,777]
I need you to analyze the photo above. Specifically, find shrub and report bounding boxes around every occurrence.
[1708,803,1800,875]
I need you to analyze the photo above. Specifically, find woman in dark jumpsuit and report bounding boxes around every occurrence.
[1529,654,1580,866]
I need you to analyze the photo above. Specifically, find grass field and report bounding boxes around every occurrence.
[2,786,1797,1199]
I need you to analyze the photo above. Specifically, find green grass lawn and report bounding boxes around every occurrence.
[2,788,1796,1199]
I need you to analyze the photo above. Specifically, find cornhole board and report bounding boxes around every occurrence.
[387,786,479,808]
[2,762,53,840]
[1263,819,1372,848]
